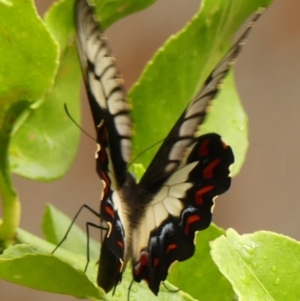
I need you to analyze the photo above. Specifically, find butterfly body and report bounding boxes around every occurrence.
[74,0,262,295]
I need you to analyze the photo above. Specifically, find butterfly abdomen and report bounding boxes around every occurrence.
[97,236,122,293]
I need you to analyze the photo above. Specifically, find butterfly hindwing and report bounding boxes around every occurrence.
[133,134,234,294]
[93,120,128,292]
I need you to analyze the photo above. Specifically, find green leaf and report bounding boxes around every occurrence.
[44,0,76,52]
[0,0,12,6]
[94,0,157,29]
[8,0,82,180]
[15,227,104,299]
[0,242,103,300]
[129,0,272,176]
[0,101,30,190]
[9,45,82,180]
[0,0,59,123]
[0,0,59,239]
[131,163,146,182]
[168,224,234,301]
[210,229,300,301]
[44,0,160,43]
[0,101,31,243]
[114,269,197,301]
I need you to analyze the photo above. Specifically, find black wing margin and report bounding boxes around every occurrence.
[75,0,132,187]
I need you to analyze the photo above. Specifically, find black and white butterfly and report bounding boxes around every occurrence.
[74,0,262,295]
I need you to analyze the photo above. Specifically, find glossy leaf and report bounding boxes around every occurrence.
[211,229,300,301]
[0,4,51,234]
[8,0,80,180]
[9,45,82,180]
[0,0,58,123]
[114,268,197,301]
[0,102,26,242]
[94,0,157,29]
[1,235,103,300]
[168,224,234,301]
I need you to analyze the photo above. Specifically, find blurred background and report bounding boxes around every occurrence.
[1,0,300,300]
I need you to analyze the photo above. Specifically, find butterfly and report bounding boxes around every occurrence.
[74,0,262,295]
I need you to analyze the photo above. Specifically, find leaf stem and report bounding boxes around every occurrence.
[0,102,24,247]
[0,170,20,245]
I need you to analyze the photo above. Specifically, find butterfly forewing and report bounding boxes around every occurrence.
[75,0,132,187]
[75,0,132,292]
[138,13,256,193]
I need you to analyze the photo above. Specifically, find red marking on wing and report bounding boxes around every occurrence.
[101,129,107,141]
[117,240,124,249]
[99,123,108,141]
[105,205,114,218]
[135,252,149,276]
[166,243,177,254]
[98,147,107,164]
[203,159,220,178]
[154,258,160,268]
[140,252,149,265]
[195,186,214,205]
[198,139,209,157]
[185,215,201,235]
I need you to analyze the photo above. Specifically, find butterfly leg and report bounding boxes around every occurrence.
[127,279,134,301]
[84,221,107,273]
[51,204,102,254]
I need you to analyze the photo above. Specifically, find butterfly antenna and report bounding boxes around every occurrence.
[64,103,96,142]
[128,138,164,169]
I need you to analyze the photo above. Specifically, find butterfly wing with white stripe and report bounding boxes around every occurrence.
[133,10,263,294]
[133,134,233,294]
[75,0,132,186]
[139,10,262,194]
[75,0,132,292]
